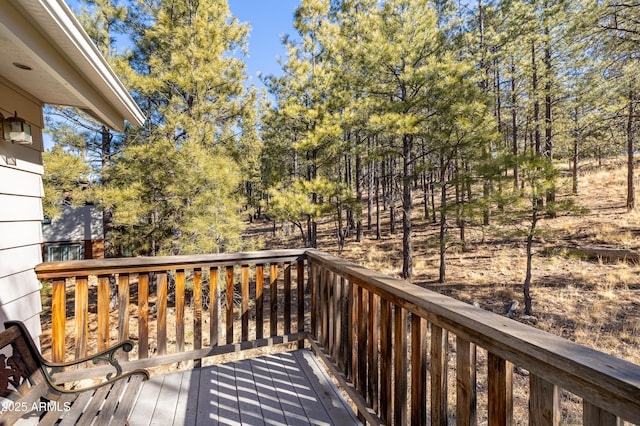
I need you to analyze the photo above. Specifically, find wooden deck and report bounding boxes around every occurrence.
[128,349,361,425]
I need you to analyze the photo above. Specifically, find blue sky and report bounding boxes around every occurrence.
[228,0,300,89]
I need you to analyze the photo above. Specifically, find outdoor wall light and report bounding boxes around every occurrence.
[1,112,32,145]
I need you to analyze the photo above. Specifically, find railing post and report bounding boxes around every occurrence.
[175,270,185,353]
[297,259,305,349]
[256,264,264,340]
[241,265,250,340]
[74,276,88,360]
[117,273,130,361]
[138,273,149,359]
[226,266,234,344]
[270,264,278,337]
[393,304,407,426]
[456,337,477,426]
[209,267,219,347]
[156,272,168,355]
[431,324,448,425]
[583,401,622,426]
[379,298,392,425]
[529,374,560,426]
[367,291,379,413]
[283,262,291,335]
[310,261,317,339]
[411,314,426,426]
[488,352,513,426]
[51,278,66,363]
[97,275,110,352]
[193,268,203,367]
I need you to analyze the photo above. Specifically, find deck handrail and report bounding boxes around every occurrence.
[35,249,640,425]
[306,249,640,425]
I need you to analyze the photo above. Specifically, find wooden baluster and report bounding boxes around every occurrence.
[51,278,66,363]
[328,271,335,357]
[321,268,328,349]
[368,291,379,413]
[343,277,352,378]
[357,287,367,401]
[241,265,249,341]
[74,277,88,360]
[488,352,513,426]
[297,259,305,349]
[379,298,392,426]
[411,314,426,426]
[193,268,202,368]
[97,275,110,353]
[310,262,317,338]
[393,304,407,426]
[138,273,149,359]
[157,272,168,355]
[284,262,292,335]
[210,267,219,347]
[457,337,477,426]
[226,266,234,344]
[117,274,130,361]
[529,374,560,426]
[351,280,358,390]
[270,264,278,337]
[256,264,264,340]
[583,401,622,426]
[175,270,185,353]
[431,324,448,426]
[335,274,344,370]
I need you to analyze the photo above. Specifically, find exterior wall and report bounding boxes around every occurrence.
[0,79,45,341]
[42,205,104,261]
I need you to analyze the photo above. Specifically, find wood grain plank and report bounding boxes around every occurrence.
[98,275,110,353]
[530,373,560,426]
[284,262,292,334]
[117,274,130,361]
[368,289,379,413]
[380,298,392,426]
[241,265,249,341]
[226,266,234,344]
[175,269,185,353]
[583,401,622,426]
[256,264,264,340]
[310,262,317,338]
[270,263,278,337]
[297,259,305,349]
[335,274,344,371]
[488,352,513,426]
[411,314,426,426]
[157,272,168,355]
[149,370,183,425]
[193,268,203,368]
[138,273,150,359]
[456,336,477,426]
[210,267,219,347]
[431,324,448,426]
[74,276,88,360]
[394,304,407,426]
[357,286,367,400]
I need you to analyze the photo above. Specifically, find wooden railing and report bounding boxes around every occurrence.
[35,249,640,425]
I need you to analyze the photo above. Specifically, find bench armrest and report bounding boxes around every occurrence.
[40,341,149,394]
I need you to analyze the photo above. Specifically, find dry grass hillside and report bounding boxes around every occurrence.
[246,159,640,366]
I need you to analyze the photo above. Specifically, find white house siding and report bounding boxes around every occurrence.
[0,79,45,341]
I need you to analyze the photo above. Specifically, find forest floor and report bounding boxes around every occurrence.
[244,158,640,366]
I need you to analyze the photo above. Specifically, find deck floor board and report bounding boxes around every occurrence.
[128,349,360,425]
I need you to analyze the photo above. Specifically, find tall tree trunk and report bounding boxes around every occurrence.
[532,41,541,155]
[438,152,447,284]
[572,106,579,195]
[524,208,537,316]
[544,28,555,211]
[375,162,381,240]
[402,134,413,279]
[356,153,364,242]
[511,56,519,189]
[627,88,636,211]
[390,157,396,234]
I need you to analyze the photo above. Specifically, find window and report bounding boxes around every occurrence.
[46,243,84,262]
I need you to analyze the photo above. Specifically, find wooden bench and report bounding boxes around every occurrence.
[0,321,149,425]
